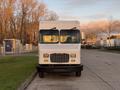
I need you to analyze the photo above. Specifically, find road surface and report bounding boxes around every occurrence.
[26,49,120,90]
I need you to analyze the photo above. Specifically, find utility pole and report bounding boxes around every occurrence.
[107,16,113,47]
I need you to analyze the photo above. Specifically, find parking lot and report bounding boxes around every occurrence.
[26,49,120,90]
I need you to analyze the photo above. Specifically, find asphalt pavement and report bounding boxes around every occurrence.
[26,49,120,90]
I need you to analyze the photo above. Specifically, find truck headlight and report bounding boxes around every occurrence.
[43,53,49,58]
[70,53,76,58]
[44,59,48,62]
[71,60,76,62]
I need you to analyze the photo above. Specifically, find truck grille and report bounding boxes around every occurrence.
[50,53,69,63]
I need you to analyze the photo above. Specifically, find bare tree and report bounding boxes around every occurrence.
[42,9,59,21]
[0,0,46,45]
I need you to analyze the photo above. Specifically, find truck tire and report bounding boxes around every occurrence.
[75,71,81,77]
[39,72,44,78]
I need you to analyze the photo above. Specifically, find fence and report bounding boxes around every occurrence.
[0,44,38,56]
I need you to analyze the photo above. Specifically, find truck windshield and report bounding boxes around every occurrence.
[40,30,59,44]
[60,30,80,44]
[39,29,80,44]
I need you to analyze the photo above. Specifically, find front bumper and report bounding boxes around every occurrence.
[37,64,83,73]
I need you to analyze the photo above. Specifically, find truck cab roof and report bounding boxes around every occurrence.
[39,21,80,30]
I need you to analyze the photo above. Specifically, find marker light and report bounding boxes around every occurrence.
[44,59,48,62]
[71,60,76,62]
[70,54,76,58]
[43,53,49,58]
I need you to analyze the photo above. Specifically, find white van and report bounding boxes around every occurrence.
[37,21,83,78]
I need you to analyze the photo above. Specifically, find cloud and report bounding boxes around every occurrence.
[62,0,102,7]
[60,15,80,20]
[60,12,108,20]
[107,0,120,12]
[62,0,120,10]
[84,13,108,19]
[44,0,120,24]
[59,13,109,24]
[68,0,97,6]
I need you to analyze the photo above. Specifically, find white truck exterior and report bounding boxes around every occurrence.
[37,21,83,78]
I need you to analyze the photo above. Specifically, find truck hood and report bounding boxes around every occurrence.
[39,44,80,50]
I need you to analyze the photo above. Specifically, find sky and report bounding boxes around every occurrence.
[40,0,120,24]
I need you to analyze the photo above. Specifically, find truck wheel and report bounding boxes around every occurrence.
[75,71,81,77]
[39,72,44,78]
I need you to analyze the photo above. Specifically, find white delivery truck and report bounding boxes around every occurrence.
[37,21,83,78]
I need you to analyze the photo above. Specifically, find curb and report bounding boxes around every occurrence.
[17,70,37,90]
